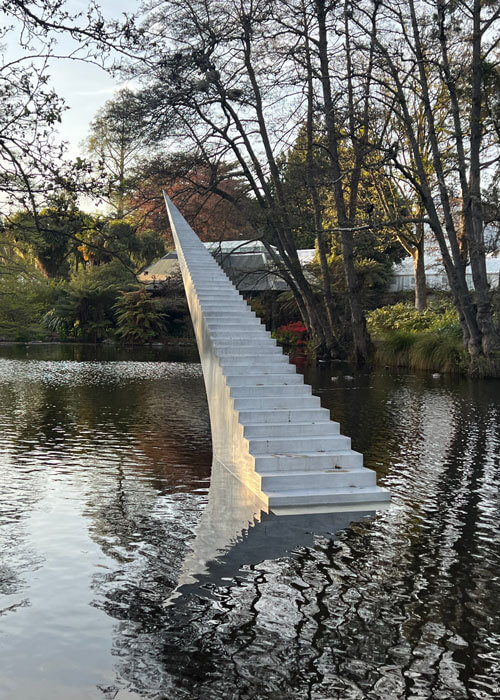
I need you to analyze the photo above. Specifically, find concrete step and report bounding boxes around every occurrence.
[267,485,391,507]
[237,407,330,424]
[210,330,270,339]
[217,346,279,355]
[199,303,247,310]
[225,364,296,377]
[244,419,337,437]
[218,346,283,358]
[225,373,303,387]
[217,344,279,354]
[207,322,264,332]
[212,328,270,346]
[202,302,251,308]
[260,468,376,491]
[197,300,243,308]
[206,312,259,320]
[220,354,288,366]
[254,450,364,472]
[200,304,252,311]
[205,316,263,324]
[195,284,236,291]
[234,395,320,410]
[203,311,257,319]
[191,276,230,283]
[248,434,351,454]
[199,297,247,303]
[195,288,238,295]
[214,338,277,348]
[196,290,239,296]
[221,356,286,366]
[197,293,240,300]
[230,384,309,398]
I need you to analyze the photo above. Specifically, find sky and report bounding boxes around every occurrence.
[52,0,140,157]
[13,0,141,159]
[49,58,125,157]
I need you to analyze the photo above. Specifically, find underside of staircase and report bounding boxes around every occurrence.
[163,193,390,512]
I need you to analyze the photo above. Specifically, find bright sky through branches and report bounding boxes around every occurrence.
[3,0,140,158]
[53,0,140,156]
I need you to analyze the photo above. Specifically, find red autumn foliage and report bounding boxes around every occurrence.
[275,321,308,346]
[129,166,254,246]
[278,322,308,335]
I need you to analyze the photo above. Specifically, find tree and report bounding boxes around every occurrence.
[0,0,133,216]
[3,200,88,278]
[126,0,348,356]
[87,89,149,218]
[357,0,500,368]
[77,217,166,270]
[114,288,167,344]
[280,123,404,322]
[371,170,429,311]
[122,0,499,368]
[128,155,256,245]
[0,0,141,286]
[44,261,137,341]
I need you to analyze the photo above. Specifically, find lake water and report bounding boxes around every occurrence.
[0,344,498,699]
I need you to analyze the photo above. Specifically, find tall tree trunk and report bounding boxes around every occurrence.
[376,29,481,353]
[413,233,427,311]
[437,0,498,355]
[466,0,498,354]
[303,9,340,356]
[315,0,373,363]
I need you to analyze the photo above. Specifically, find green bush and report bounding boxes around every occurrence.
[0,273,61,340]
[368,300,467,373]
[367,300,461,336]
[114,288,167,344]
[43,262,137,342]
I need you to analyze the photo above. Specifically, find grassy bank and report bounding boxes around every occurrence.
[367,301,469,374]
[374,330,468,373]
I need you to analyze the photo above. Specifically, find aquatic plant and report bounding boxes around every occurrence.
[376,329,467,373]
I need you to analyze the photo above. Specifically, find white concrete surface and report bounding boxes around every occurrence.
[164,193,390,511]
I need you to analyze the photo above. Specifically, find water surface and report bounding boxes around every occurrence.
[0,344,498,699]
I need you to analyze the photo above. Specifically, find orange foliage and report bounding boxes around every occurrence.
[130,167,254,246]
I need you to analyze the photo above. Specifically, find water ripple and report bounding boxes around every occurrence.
[0,353,498,699]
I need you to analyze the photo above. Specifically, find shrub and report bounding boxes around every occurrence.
[368,300,467,373]
[367,300,461,336]
[249,298,268,321]
[42,261,138,342]
[274,321,308,346]
[375,329,467,373]
[114,288,167,344]
[0,273,61,340]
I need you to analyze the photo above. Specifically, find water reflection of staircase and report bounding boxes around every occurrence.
[164,193,390,512]
[172,458,374,598]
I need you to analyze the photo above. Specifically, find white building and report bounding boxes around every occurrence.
[139,240,289,291]
[389,253,499,292]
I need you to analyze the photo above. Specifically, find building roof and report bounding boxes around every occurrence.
[139,241,292,291]
[139,241,322,291]
[204,240,278,255]
[138,252,180,282]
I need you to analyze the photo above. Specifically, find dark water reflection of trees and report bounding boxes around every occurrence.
[0,347,498,699]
